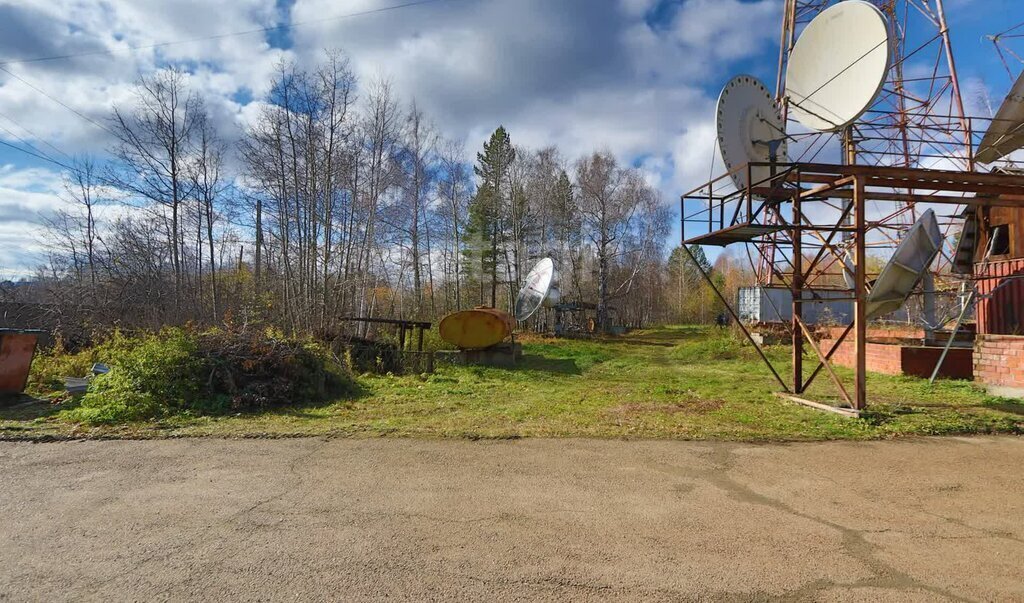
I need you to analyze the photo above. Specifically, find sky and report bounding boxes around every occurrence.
[0,0,1019,278]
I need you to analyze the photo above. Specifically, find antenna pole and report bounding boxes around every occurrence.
[842,126,856,245]
[935,0,973,171]
[842,126,856,166]
[853,176,867,411]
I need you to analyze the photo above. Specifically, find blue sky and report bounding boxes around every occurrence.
[0,0,1020,277]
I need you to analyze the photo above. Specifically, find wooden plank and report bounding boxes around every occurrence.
[776,393,861,418]
[338,317,432,329]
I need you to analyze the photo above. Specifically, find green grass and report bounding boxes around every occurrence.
[2,325,1022,441]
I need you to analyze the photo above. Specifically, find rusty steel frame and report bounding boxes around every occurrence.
[759,0,975,287]
[681,161,1024,411]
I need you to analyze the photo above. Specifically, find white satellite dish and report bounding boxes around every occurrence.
[514,258,561,321]
[976,71,1024,164]
[716,75,789,190]
[865,209,942,319]
[785,1,891,132]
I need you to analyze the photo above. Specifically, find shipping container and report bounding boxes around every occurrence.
[737,286,853,325]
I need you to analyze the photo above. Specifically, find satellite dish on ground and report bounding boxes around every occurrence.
[865,209,942,319]
[514,258,560,321]
[716,75,789,191]
[785,1,891,132]
[439,307,515,350]
[976,71,1024,164]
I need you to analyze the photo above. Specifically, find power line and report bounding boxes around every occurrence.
[0,66,116,136]
[0,122,64,166]
[0,139,76,172]
[0,110,74,160]
[0,0,457,67]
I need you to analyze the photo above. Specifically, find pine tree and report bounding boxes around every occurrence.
[668,245,716,323]
[465,126,515,307]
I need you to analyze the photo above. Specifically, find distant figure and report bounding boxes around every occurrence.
[715,313,728,328]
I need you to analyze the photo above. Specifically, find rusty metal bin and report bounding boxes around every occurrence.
[0,329,46,398]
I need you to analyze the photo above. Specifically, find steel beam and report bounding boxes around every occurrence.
[853,177,868,411]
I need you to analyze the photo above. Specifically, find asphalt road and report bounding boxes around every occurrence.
[1,436,1022,601]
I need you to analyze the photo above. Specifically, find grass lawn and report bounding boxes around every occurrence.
[2,325,1022,441]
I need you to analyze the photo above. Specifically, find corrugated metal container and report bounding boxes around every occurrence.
[737,286,853,325]
[976,258,1024,335]
[0,329,45,397]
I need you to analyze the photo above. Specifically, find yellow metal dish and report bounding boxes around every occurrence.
[439,307,515,350]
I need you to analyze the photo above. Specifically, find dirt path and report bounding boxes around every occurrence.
[1,436,1022,601]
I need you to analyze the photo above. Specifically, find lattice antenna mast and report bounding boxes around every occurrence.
[757,0,972,285]
[778,0,969,170]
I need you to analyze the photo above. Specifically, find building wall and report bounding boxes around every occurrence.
[973,206,1024,262]
[976,258,1024,336]
[820,328,973,380]
[974,334,1024,396]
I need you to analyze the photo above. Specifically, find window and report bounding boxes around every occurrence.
[988,224,1010,256]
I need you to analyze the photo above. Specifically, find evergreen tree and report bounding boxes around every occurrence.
[465,126,515,307]
[668,245,719,323]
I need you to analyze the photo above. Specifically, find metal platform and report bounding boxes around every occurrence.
[683,223,789,246]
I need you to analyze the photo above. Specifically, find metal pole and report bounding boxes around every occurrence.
[929,289,975,384]
[795,315,854,407]
[680,196,686,244]
[853,177,868,411]
[922,272,936,342]
[803,322,854,392]
[930,244,995,383]
[681,245,791,393]
[792,187,803,393]
[935,0,973,170]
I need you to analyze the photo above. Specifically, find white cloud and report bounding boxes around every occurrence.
[0,0,786,273]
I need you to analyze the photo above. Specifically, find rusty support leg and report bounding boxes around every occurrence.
[681,245,790,393]
[792,190,803,393]
[803,322,854,392]
[795,316,853,407]
[853,177,868,411]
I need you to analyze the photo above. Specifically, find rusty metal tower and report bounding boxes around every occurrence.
[681,0,1024,413]
[755,0,973,285]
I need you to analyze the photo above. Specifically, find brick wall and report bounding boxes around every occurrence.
[974,334,1024,391]
[824,326,925,341]
[820,336,973,379]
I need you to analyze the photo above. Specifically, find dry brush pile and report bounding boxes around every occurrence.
[29,328,358,424]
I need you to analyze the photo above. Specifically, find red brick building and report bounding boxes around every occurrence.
[972,204,1024,396]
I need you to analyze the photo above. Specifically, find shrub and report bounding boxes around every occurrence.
[672,333,743,362]
[198,329,355,413]
[27,346,98,397]
[56,328,357,425]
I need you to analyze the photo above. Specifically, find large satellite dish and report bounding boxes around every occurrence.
[976,71,1024,164]
[865,209,942,319]
[514,258,561,321]
[785,1,891,132]
[716,75,788,191]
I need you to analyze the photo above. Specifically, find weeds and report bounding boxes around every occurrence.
[3,325,1021,439]
[32,328,358,425]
